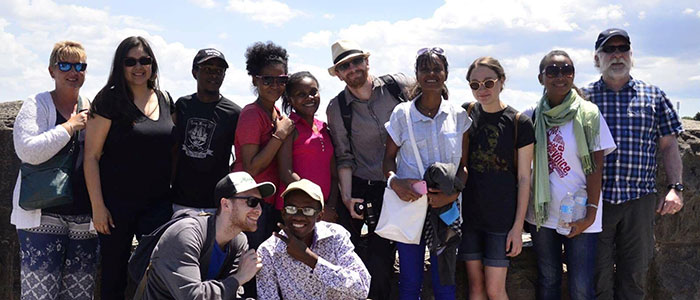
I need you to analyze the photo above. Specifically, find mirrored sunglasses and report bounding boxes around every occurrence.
[469,78,498,90]
[417,47,445,56]
[56,62,87,72]
[255,75,289,86]
[283,205,318,217]
[543,64,575,78]
[335,57,366,72]
[124,56,153,67]
[229,196,263,208]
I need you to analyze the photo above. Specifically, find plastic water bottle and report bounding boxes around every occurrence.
[557,193,574,235]
[573,188,588,221]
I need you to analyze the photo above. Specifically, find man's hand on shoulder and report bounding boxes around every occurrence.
[232,249,262,285]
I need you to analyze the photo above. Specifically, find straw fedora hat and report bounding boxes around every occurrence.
[328,40,370,77]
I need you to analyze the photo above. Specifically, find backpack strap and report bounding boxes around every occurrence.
[378,74,406,102]
[466,102,477,116]
[336,90,352,141]
[513,111,522,175]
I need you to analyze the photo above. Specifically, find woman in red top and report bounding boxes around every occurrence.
[232,41,294,250]
[277,71,339,222]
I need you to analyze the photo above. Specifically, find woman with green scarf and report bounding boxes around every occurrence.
[523,50,616,300]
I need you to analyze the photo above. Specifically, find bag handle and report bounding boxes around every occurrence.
[404,103,425,176]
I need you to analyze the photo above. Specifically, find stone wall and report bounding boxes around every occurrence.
[1,99,699,299]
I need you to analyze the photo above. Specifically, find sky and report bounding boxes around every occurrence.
[1,0,699,119]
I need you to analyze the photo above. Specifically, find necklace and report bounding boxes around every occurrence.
[416,100,439,117]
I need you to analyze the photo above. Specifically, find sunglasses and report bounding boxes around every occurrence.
[542,64,575,78]
[335,57,366,72]
[417,47,445,56]
[123,56,153,67]
[56,62,87,72]
[255,75,289,86]
[600,44,630,54]
[229,196,263,208]
[283,205,318,217]
[469,79,498,90]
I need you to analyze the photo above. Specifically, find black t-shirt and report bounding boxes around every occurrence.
[172,94,241,208]
[461,103,535,233]
[43,110,91,215]
[93,90,175,210]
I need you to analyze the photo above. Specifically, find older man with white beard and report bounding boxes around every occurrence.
[582,28,684,300]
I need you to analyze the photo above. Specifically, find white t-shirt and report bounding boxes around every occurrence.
[524,106,616,233]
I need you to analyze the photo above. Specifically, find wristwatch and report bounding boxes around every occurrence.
[667,183,685,192]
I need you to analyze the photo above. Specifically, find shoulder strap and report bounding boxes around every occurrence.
[379,74,406,102]
[513,111,521,175]
[336,90,353,144]
[404,104,425,176]
[466,102,477,116]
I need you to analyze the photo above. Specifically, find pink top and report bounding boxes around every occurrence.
[233,102,282,206]
[276,112,334,209]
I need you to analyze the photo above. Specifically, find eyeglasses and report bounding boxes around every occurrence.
[283,205,318,217]
[542,64,575,78]
[123,56,153,67]
[56,62,87,72]
[600,44,630,54]
[255,75,289,86]
[228,196,263,208]
[199,65,226,75]
[417,47,445,56]
[469,79,498,90]
[335,57,366,72]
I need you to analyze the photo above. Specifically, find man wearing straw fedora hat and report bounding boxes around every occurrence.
[326,39,414,299]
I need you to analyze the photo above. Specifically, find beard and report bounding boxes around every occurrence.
[229,211,258,233]
[344,69,369,89]
[601,57,632,80]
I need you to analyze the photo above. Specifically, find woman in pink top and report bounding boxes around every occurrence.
[232,42,295,253]
[278,71,339,222]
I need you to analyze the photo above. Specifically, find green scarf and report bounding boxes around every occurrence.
[533,89,600,227]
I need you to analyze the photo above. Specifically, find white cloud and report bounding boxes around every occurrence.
[218,32,228,39]
[226,0,302,25]
[189,0,217,8]
[292,30,332,48]
[638,11,647,20]
[322,14,335,20]
[682,8,694,15]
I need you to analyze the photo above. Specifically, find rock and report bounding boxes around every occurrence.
[0,100,22,300]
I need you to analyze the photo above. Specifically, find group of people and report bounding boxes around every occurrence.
[11,27,684,300]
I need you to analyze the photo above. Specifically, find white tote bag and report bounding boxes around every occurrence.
[375,104,428,245]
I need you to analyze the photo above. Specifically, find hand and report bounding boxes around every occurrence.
[657,189,684,215]
[274,223,319,268]
[426,188,458,208]
[232,249,262,285]
[66,110,88,133]
[566,215,594,238]
[391,178,422,202]
[321,207,338,223]
[92,203,115,235]
[342,197,365,220]
[274,116,295,140]
[506,227,523,257]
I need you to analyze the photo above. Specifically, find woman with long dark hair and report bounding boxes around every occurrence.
[84,36,175,300]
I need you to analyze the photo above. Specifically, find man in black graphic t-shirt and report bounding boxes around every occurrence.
[172,48,242,216]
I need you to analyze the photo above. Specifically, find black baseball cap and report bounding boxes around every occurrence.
[193,48,229,69]
[213,172,275,205]
[595,28,631,50]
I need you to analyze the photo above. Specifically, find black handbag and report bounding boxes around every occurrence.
[18,97,83,210]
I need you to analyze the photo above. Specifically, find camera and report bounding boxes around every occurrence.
[354,201,377,227]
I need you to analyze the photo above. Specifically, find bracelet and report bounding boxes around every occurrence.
[387,173,397,190]
[271,133,282,141]
[586,203,598,209]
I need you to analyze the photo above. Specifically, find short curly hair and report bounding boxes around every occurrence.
[244,41,289,76]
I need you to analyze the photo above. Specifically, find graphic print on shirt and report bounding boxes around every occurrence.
[470,124,508,172]
[547,126,570,178]
[183,118,216,159]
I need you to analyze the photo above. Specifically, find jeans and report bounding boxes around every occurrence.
[18,214,98,300]
[528,224,598,300]
[397,241,456,300]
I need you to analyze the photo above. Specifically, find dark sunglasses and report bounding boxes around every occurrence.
[255,75,289,86]
[542,64,575,78]
[335,57,366,72]
[469,79,498,90]
[283,205,318,217]
[600,44,630,54]
[229,196,263,208]
[417,47,445,56]
[123,56,153,67]
[56,62,87,72]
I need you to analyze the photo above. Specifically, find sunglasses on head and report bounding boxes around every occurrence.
[229,196,263,208]
[542,64,575,78]
[56,62,87,72]
[417,47,445,56]
[283,205,318,217]
[123,56,153,67]
[335,57,366,72]
[255,75,289,86]
[469,78,498,90]
[600,44,630,54]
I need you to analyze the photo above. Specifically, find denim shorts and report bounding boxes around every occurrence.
[457,226,510,267]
